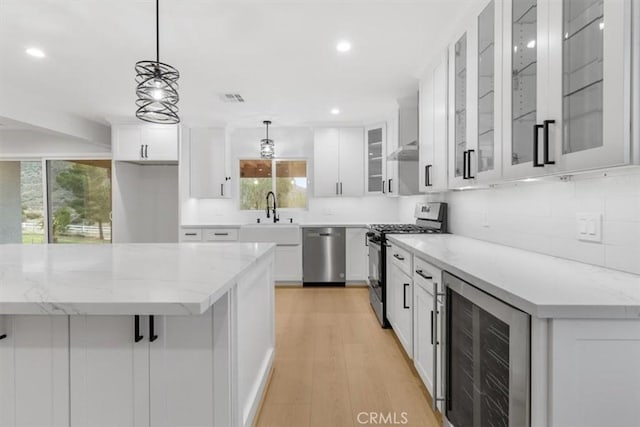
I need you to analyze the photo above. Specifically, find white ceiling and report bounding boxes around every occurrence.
[0,0,475,129]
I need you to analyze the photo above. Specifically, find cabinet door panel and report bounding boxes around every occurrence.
[114,127,144,161]
[338,128,364,197]
[313,128,340,197]
[346,228,368,282]
[0,316,69,427]
[70,316,149,427]
[190,128,228,198]
[413,285,435,394]
[144,127,179,161]
[394,269,414,359]
[149,312,215,427]
[548,0,630,172]
[365,124,387,194]
[419,67,435,193]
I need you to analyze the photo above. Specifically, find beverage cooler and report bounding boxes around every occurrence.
[443,272,530,427]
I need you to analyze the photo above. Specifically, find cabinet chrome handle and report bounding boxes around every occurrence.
[430,310,434,345]
[533,124,544,167]
[543,120,556,165]
[144,144,148,158]
[415,269,433,280]
[393,253,405,261]
[340,182,343,195]
[425,165,432,187]
[382,179,386,194]
[221,183,224,196]
[134,315,144,343]
[149,315,158,342]
[214,232,229,236]
[140,144,144,158]
[403,283,410,309]
[184,232,197,236]
[336,182,339,195]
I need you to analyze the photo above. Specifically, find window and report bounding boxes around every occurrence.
[0,161,45,244]
[239,159,307,210]
[47,160,112,243]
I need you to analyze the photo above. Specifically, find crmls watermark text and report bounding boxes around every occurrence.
[356,412,409,425]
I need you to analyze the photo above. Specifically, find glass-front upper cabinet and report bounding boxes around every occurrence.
[547,0,630,172]
[475,0,502,182]
[502,0,549,179]
[448,32,471,188]
[503,0,631,179]
[449,0,503,188]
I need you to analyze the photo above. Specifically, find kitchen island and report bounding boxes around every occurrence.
[0,242,276,427]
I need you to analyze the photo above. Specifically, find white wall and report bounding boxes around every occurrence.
[0,130,110,158]
[180,126,399,225]
[404,169,640,275]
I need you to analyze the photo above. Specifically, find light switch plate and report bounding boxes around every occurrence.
[576,212,602,243]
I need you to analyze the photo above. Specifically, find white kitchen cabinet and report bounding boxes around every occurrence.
[0,316,69,427]
[387,259,413,359]
[113,125,179,162]
[70,309,225,427]
[189,128,231,199]
[313,128,364,197]
[412,258,443,411]
[419,50,449,193]
[448,1,502,188]
[549,319,640,426]
[274,245,302,282]
[346,227,368,282]
[385,114,398,196]
[365,123,387,194]
[503,0,630,179]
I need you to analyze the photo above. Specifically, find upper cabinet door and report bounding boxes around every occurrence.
[143,127,179,161]
[547,0,630,172]
[475,0,503,183]
[113,125,179,162]
[365,124,387,195]
[189,128,230,199]
[420,50,449,193]
[502,0,552,179]
[338,128,365,197]
[448,30,474,188]
[313,128,341,197]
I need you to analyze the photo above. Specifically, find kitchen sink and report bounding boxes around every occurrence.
[239,224,301,245]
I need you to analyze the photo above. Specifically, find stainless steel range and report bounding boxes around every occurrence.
[366,202,447,327]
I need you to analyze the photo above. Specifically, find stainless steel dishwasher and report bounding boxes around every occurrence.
[302,227,346,285]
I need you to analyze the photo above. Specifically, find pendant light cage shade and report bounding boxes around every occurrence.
[135,61,180,124]
[260,138,275,159]
[260,120,275,158]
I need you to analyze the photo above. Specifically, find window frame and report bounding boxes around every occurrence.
[238,157,309,212]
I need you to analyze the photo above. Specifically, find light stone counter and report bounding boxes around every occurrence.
[0,242,275,315]
[389,234,640,318]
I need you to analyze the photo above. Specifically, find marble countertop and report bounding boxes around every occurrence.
[388,234,640,319]
[0,243,275,316]
[182,223,370,228]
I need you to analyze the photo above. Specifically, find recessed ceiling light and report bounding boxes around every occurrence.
[331,108,340,115]
[25,47,45,58]
[336,41,351,53]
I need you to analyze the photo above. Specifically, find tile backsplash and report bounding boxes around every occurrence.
[402,168,640,275]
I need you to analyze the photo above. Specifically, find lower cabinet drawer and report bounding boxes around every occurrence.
[390,244,412,276]
[180,229,202,241]
[203,229,238,241]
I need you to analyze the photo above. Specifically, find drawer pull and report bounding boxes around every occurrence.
[0,333,7,340]
[184,233,197,236]
[214,232,229,236]
[415,269,433,280]
[393,254,405,261]
[134,315,144,343]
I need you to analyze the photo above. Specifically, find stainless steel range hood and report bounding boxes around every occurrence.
[387,140,418,161]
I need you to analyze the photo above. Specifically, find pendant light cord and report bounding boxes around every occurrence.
[156,0,160,64]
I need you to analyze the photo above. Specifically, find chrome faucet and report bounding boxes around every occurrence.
[266,191,279,223]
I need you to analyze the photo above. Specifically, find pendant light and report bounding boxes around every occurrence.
[135,0,180,124]
[260,120,275,159]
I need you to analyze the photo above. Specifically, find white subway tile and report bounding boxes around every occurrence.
[605,245,640,275]
[605,197,640,222]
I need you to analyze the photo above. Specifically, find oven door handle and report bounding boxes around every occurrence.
[433,281,446,411]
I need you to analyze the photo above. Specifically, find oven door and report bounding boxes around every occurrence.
[443,272,530,427]
[367,238,383,301]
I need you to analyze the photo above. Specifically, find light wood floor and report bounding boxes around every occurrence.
[255,286,441,427]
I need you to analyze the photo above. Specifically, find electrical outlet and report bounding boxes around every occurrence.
[576,212,602,243]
